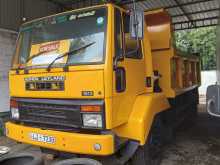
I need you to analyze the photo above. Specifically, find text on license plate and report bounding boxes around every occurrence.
[29,133,56,144]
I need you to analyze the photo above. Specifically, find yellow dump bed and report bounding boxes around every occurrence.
[144,9,201,98]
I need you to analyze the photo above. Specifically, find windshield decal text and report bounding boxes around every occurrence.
[39,42,60,53]
[69,11,96,21]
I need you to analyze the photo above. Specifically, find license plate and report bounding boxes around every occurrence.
[29,133,56,144]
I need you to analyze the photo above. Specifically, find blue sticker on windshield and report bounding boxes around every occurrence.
[97,17,104,25]
[20,25,34,32]
[56,15,68,23]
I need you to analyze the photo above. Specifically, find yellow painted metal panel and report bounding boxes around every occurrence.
[103,4,114,99]
[143,21,154,93]
[6,122,114,156]
[9,69,104,99]
[152,49,175,98]
[110,8,151,128]
[146,9,201,98]
[113,93,170,145]
[145,9,172,51]
[112,58,146,127]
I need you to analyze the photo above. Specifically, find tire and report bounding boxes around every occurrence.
[40,147,59,157]
[181,103,198,130]
[131,116,163,165]
[161,121,174,145]
[52,158,102,165]
[0,153,43,165]
[40,147,78,159]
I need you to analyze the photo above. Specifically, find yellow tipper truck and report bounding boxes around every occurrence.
[6,3,200,165]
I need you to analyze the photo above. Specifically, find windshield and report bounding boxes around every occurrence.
[12,7,107,69]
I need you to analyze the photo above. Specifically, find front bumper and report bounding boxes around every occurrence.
[6,122,114,156]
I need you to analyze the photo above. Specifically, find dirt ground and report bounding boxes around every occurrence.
[1,104,220,165]
[161,104,220,165]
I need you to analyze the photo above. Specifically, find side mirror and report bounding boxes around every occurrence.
[130,10,144,40]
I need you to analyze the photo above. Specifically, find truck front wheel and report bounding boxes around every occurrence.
[131,116,163,165]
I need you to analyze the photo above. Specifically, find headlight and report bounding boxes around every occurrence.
[82,114,102,128]
[10,99,19,120]
[11,107,19,119]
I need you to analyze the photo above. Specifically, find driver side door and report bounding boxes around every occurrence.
[112,8,146,127]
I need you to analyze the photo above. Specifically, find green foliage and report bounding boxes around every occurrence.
[0,128,3,136]
[175,27,217,71]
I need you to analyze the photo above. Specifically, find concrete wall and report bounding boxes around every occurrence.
[0,30,17,112]
[199,70,217,96]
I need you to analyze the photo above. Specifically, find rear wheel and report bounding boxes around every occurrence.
[131,116,163,165]
[180,103,198,130]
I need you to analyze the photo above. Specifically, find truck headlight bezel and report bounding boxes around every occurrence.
[80,104,105,129]
[82,114,103,128]
[10,99,20,120]
[11,107,20,120]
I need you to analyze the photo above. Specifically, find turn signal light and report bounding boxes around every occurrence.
[10,99,18,108]
[81,105,101,112]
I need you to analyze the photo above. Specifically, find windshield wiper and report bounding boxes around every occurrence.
[16,51,48,71]
[46,42,96,71]
[26,50,48,63]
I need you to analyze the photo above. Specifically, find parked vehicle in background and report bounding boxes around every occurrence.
[206,13,220,117]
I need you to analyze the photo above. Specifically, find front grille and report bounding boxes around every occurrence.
[18,100,82,129]
[25,81,64,91]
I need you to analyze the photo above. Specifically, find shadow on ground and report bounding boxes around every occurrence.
[161,104,220,165]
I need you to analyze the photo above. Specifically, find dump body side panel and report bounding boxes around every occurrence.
[145,9,201,98]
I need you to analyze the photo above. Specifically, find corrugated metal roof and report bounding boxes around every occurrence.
[46,0,220,30]
[0,0,59,31]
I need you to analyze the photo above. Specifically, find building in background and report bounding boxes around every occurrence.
[0,30,17,112]
[217,14,220,84]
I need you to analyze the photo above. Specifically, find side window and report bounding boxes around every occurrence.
[115,9,122,57]
[123,13,142,59]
